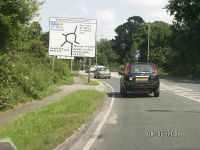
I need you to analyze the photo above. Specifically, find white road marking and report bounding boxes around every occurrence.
[83,82,115,150]
[175,93,200,102]
[111,73,121,79]
[161,83,200,103]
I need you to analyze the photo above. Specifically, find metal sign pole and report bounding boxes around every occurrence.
[71,59,73,70]
[95,35,97,66]
[52,56,55,72]
[88,58,91,83]
[147,24,150,62]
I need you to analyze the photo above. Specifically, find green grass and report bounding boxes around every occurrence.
[37,84,60,99]
[79,75,99,85]
[0,90,106,150]
[55,76,74,86]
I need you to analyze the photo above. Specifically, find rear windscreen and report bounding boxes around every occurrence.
[99,68,109,71]
[131,64,154,73]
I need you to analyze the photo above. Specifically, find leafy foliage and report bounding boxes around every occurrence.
[97,39,118,67]
[112,16,172,71]
[112,16,144,63]
[0,0,72,111]
[0,0,43,51]
[166,0,200,78]
[0,51,72,111]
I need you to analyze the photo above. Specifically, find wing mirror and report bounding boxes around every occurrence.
[118,71,123,75]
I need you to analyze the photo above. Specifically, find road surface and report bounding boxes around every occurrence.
[61,74,200,150]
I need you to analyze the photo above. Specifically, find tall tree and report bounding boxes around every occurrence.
[112,16,144,63]
[139,22,172,69]
[0,0,43,51]
[166,0,200,78]
[97,39,118,66]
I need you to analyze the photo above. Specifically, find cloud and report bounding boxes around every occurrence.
[70,3,89,14]
[146,9,173,23]
[96,10,118,39]
[124,0,167,9]
[121,0,173,24]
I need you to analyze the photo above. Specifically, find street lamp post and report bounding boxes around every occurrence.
[147,24,150,62]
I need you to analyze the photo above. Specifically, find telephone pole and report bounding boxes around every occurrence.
[147,24,150,62]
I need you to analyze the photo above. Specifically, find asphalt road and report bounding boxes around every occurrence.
[66,74,200,150]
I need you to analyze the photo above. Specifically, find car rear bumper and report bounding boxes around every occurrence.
[125,81,159,92]
[98,74,111,78]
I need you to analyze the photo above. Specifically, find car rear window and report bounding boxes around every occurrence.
[99,67,109,71]
[131,64,154,73]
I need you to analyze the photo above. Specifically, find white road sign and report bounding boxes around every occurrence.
[49,17,97,57]
[57,56,74,59]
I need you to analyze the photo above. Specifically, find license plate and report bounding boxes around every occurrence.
[136,77,148,81]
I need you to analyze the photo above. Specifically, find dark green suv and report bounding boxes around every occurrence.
[120,62,160,97]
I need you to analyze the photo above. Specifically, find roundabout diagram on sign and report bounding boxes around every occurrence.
[61,26,79,55]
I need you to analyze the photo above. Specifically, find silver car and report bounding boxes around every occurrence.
[94,67,111,79]
[85,65,97,73]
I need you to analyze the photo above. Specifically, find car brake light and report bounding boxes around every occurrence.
[152,64,158,75]
[124,63,131,75]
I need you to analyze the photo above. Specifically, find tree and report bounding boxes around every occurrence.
[112,16,144,63]
[0,0,43,51]
[166,0,200,78]
[139,22,172,69]
[165,0,200,28]
[40,31,49,48]
[97,39,118,67]
[28,21,42,39]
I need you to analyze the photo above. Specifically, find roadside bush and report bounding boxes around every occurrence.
[0,54,13,110]
[0,50,72,111]
[26,39,47,58]
[53,59,70,82]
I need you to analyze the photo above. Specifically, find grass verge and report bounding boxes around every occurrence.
[79,75,99,85]
[0,90,106,150]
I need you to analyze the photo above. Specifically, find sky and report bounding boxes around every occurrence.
[37,0,173,40]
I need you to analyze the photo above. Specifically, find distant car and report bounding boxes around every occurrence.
[94,66,111,79]
[85,65,97,73]
[120,62,160,97]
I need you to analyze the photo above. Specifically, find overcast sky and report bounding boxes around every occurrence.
[37,0,173,40]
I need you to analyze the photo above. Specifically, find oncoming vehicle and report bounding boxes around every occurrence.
[94,66,111,79]
[85,65,97,73]
[120,62,160,97]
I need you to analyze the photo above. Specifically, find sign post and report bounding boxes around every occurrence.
[52,56,55,72]
[135,50,140,63]
[88,58,91,83]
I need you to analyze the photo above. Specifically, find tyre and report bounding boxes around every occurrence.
[120,86,127,97]
[154,90,160,97]
[108,76,111,79]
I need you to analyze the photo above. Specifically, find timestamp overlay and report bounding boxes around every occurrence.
[146,130,182,137]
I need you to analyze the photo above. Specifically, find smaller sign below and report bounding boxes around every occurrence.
[135,53,140,59]
[135,50,140,59]
[57,56,74,59]
[135,50,140,62]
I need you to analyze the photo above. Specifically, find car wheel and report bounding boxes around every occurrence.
[108,77,111,79]
[154,90,160,97]
[120,86,127,97]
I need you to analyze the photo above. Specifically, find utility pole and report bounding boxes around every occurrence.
[95,35,97,66]
[147,24,150,62]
